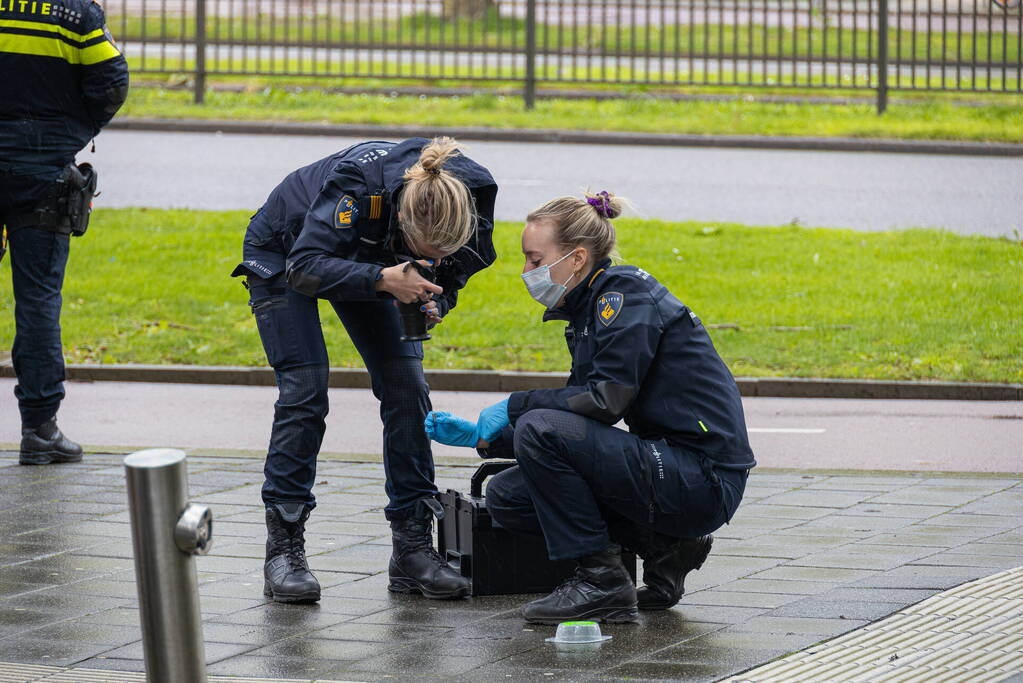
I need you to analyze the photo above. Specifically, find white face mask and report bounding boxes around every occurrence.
[522,250,576,309]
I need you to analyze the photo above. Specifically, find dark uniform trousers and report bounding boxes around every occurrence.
[1,169,71,429]
[486,409,748,562]
[248,275,436,521]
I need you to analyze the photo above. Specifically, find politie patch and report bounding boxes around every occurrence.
[596,291,624,327]
[334,195,358,229]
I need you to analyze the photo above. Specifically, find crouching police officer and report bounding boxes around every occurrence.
[426,192,755,623]
[232,137,498,604]
[1,0,128,464]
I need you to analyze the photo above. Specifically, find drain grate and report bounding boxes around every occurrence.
[728,565,1023,682]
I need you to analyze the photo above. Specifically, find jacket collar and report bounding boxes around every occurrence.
[542,258,612,322]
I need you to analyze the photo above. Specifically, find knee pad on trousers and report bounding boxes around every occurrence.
[376,358,429,409]
[513,409,587,462]
[275,365,329,413]
[375,358,431,451]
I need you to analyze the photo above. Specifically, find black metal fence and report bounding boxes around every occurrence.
[105,0,1022,111]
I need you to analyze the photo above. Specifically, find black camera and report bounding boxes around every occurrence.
[398,259,435,342]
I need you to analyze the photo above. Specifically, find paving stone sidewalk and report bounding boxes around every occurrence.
[0,452,1020,682]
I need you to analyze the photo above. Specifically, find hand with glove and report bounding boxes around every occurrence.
[475,398,510,443]
[424,411,481,448]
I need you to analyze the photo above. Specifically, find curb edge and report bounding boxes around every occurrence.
[1,364,1019,401]
[107,118,1023,157]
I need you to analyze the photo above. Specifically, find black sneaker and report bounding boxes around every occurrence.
[521,544,638,624]
[19,418,83,465]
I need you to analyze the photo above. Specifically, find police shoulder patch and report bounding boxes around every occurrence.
[596,291,624,327]
[334,195,358,230]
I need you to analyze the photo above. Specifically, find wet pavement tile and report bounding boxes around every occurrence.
[722,578,837,596]
[0,637,117,667]
[848,564,997,589]
[760,489,878,509]
[604,659,740,682]
[674,628,826,653]
[310,621,453,642]
[209,603,353,630]
[907,551,1023,569]
[75,656,148,673]
[245,636,401,660]
[675,588,803,609]
[749,565,882,583]
[816,586,938,604]
[345,647,493,676]
[205,654,353,678]
[728,615,868,636]
[768,597,904,620]
[949,541,1023,557]
[97,639,258,664]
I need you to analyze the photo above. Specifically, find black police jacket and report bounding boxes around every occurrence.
[232,139,498,318]
[506,259,756,470]
[0,0,129,172]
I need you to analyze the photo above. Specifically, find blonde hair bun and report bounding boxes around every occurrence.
[526,190,628,263]
[583,190,624,220]
[399,137,477,255]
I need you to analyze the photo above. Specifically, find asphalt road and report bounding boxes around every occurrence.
[2,379,1020,473]
[85,129,1023,236]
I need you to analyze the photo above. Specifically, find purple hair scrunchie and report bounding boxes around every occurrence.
[587,191,613,219]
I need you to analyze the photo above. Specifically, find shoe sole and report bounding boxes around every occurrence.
[638,535,714,611]
[387,576,470,600]
[263,580,320,604]
[523,606,639,625]
[19,451,83,466]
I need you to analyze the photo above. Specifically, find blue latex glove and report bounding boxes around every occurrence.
[424,411,480,448]
[476,398,510,443]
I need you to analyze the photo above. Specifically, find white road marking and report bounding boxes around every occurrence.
[748,428,827,434]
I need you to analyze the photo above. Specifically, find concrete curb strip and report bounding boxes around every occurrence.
[1,363,1019,400]
[108,118,1023,157]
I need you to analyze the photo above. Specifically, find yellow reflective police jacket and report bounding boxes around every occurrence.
[1,0,128,171]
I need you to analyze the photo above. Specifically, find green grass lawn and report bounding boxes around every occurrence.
[121,86,1023,143]
[1,209,1019,383]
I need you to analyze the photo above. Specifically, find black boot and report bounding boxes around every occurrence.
[522,544,638,624]
[637,534,713,610]
[19,418,83,465]
[263,502,321,604]
[388,498,470,599]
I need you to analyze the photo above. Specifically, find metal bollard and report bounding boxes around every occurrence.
[125,448,212,683]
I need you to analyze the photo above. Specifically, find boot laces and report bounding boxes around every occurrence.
[551,566,591,597]
[396,517,448,568]
[269,519,309,571]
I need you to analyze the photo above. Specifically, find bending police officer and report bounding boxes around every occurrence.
[1,0,128,464]
[426,192,756,623]
[232,137,498,603]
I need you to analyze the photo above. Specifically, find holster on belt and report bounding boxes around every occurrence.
[4,162,99,238]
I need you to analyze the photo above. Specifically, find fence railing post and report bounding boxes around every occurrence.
[876,0,889,114]
[194,0,207,104]
[125,448,212,683]
[524,0,537,110]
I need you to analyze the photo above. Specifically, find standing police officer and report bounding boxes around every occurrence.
[233,137,497,604]
[427,192,755,623]
[1,0,128,464]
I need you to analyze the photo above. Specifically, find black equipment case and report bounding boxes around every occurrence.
[437,461,636,596]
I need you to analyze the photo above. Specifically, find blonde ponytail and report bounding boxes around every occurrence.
[398,137,477,255]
